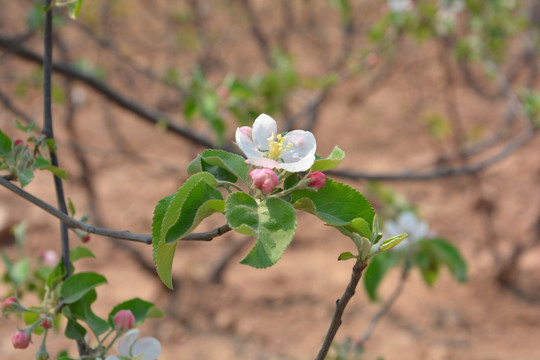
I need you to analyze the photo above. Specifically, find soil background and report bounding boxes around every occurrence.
[1,1,540,359]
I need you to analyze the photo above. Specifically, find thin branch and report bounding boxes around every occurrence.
[0,89,35,125]
[0,33,223,150]
[0,176,231,244]
[237,0,273,67]
[357,265,410,345]
[315,259,368,360]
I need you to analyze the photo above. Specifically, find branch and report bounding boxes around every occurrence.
[0,33,223,150]
[357,265,410,345]
[315,259,368,360]
[0,176,231,244]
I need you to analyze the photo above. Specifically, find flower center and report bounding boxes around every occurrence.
[267,133,292,160]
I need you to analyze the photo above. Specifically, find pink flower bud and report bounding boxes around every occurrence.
[12,330,30,349]
[114,309,135,330]
[82,234,90,243]
[250,168,279,194]
[14,139,24,146]
[41,318,52,329]
[3,296,18,310]
[307,172,326,190]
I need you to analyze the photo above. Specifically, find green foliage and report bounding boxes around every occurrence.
[292,179,375,227]
[187,149,249,184]
[107,298,164,328]
[60,272,107,304]
[312,146,345,172]
[225,192,297,268]
[152,173,225,288]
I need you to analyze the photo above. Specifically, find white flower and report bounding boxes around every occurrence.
[235,114,316,172]
[105,329,161,360]
[383,211,431,250]
[387,0,413,13]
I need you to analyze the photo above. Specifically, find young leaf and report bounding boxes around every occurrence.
[68,0,83,19]
[64,317,87,340]
[17,168,34,188]
[422,238,467,282]
[33,157,67,179]
[292,179,375,227]
[0,129,12,156]
[152,195,176,289]
[67,197,76,216]
[67,289,110,336]
[60,272,107,304]
[200,149,249,184]
[10,257,30,285]
[338,251,357,261]
[108,298,163,328]
[311,146,345,171]
[345,218,372,239]
[69,246,95,262]
[225,192,297,268]
[379,233,408,252]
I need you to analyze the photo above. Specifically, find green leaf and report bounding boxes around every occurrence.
[0,129,12,156]
[379,233,408,252]
[186,155,203,175]
[67,289,109,336]
[10,257,30,285]
[153,172,225,288]
[69,246,95,262]
[151,195,176,289]
[64,317,86,340]
[225,192,297,268]
[60,272,107,304]
[23,309,43,335]
[46,261,68,289]
[17,168,34,188]
[67,198,76,216]
[33,157,67,179]
[345,218,372,239]
[364,251,400,302]
[311,146,345,171]
[292,179,375,227]
[200,149,249,184]
[422,239,467,283]
[68,0,82,19]
[108,298,163,328]
[338,251,357,261]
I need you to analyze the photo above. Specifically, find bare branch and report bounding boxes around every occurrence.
[0,176,231,244]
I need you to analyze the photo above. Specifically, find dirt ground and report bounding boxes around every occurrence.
[1,1,540,359]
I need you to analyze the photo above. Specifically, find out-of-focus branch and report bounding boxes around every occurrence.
[0,176,231,244]
[0,90,35,125]
[237,0,273,66]
[0,33,221,150]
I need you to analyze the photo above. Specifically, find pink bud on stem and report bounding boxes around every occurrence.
[2,296,18,310]
[12,330,31,349]
[307,171,326,190]
[114,309,135,331]
[250,168,279,194]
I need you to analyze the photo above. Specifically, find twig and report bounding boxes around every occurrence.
[0,89,35,125]
[0,176,231,244]
[0,33,223,150]
[237,0,273,67]
[41,1,72,278]
[357,265,410,345]
[315,259,368,360]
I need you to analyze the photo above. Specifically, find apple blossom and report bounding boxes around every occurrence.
[235,114,316,172]
[383,211,431,250]
[12,330,31,349]
[307,172,326,190]
[250,168,279,195]
[39,249,59,266]
[387,0,413,12]
[114,309,135,331]
[105,329,161,360]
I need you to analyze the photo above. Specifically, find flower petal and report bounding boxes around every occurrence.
[245,157,282,169]
[252,114,277,151]
[236,127,263,159]
[118,329,139,356]
[279,130,316,172]
[131,337,162,360]
[104,356,120,360]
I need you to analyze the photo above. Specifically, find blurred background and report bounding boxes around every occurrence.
[1,0,540,359]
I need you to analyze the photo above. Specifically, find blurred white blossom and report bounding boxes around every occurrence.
[387,0,413,13]
[383,211,432,250]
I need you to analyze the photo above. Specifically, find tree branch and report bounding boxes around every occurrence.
[0,33,223,150]
[315,259,368,360]
[0,176,231,244]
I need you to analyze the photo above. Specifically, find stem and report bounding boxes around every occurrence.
[42,1,71,279]
[315,259,368,360]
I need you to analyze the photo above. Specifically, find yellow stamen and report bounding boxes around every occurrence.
[267,133,291,160]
